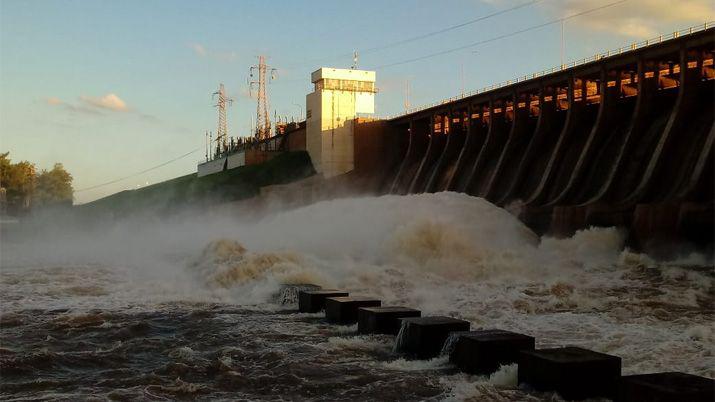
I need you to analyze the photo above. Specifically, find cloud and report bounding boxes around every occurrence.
[189,43,206,57]
[189,43,207,57]
[45,97,64,106]
[481,0,715,38]
[187,42,238,62]
[556,0,714,38]
[44,93,135,117]
[42,94,174,132]
[45,96,101,115]
[79,93,128,112]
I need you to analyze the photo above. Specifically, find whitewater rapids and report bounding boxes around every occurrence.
[1,192,712,400]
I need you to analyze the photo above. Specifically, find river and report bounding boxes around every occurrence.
[1,193,712,400]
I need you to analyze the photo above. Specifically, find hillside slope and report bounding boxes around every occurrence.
[78,151,315,218]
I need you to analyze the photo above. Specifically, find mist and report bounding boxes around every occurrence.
[2,191,714,395]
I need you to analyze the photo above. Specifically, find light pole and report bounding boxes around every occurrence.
[293,103,303,120]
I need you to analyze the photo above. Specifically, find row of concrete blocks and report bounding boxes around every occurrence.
[297,288,714,401]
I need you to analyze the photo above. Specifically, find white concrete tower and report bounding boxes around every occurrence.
[306,68,376,178]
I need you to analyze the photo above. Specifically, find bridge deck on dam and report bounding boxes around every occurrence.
[381,27,715,255]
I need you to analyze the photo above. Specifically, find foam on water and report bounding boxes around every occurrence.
[439,368,532,402]
[393,320,411,353]
[381,355,451,372]
[440,331,472,357]
[318,335,393,353]
[2,192,713,399]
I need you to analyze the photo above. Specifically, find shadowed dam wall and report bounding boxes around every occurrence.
[381,28,714,255]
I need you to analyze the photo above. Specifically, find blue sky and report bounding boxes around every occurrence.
[1,0,712,203]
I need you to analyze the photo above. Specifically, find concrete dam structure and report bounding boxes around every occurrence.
[383,28,714,253]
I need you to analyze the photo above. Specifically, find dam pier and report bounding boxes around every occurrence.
[380,26,714,254]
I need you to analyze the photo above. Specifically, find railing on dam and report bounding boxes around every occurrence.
[385,22,713,121]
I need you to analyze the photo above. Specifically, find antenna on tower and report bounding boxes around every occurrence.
[352,51,358,69]
[212,83,233,155]
[248,55,277,140]
[404,78,411,111]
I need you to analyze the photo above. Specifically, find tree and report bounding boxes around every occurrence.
[0,153,73,214]
[0,152,10,180]
[35,163,73,207]
[0,153,36,213]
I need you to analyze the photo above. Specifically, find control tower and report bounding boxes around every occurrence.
[306,68,376,178]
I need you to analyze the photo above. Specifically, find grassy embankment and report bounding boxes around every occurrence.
[78,151,315,217]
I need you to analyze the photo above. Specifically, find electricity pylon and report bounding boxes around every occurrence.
[249,56,277,140]
[213,83,233,154]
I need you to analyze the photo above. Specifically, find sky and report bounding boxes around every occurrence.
[1,0,713,203]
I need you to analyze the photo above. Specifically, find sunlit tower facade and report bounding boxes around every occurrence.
[306,68,376,178]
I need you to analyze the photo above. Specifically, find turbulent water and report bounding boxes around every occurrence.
[1,193,713,401]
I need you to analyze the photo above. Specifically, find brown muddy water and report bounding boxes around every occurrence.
[1,193,713,401]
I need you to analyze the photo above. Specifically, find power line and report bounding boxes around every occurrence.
[284,0,544,69]
[361,0,543,55]
[75,148,200,193]
[375,0,629,70]
[77,128,232,193]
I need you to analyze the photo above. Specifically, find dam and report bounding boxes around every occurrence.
[189,25,713,255]
[374,26,714,254]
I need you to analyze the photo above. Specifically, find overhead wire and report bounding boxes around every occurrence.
[374,0,629,69]
[75,148,201,192]
[361,0,543,55]
[281,0,544,70]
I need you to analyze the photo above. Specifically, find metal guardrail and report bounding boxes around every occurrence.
[385,22,713,120]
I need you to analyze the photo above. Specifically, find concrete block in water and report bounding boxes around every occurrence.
[518,346,621,400]
[449,329,535,375]
[357,307,421,335]
[325,297,381,324]
[298,290,349,313]
[618,372,714,402]
[395,316,470,359]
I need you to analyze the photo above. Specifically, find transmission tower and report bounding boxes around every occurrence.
[212,83,233,155]
[249,56,277,140]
